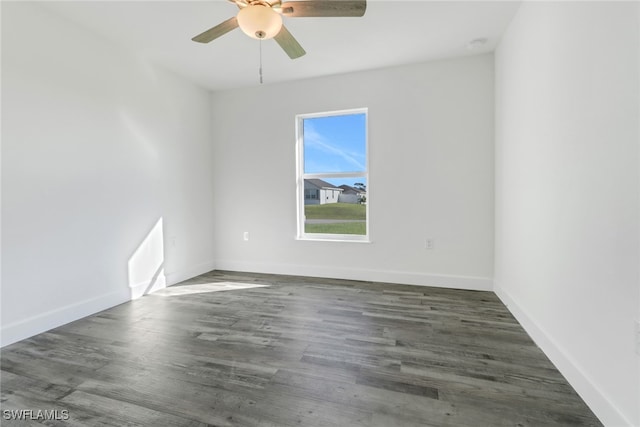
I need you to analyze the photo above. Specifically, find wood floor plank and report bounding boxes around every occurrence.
[59,390,208,427]
[1,270,602,426]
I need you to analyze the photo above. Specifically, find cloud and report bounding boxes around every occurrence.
[304,122,365,171]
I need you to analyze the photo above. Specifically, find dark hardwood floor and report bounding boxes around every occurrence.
[1,270,602,426]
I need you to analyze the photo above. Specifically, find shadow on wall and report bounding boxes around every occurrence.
[128,217,166,299]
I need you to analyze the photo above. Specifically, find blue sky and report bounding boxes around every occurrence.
[303,113,366,176]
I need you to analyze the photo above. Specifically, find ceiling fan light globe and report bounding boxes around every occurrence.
[237,5,283,40]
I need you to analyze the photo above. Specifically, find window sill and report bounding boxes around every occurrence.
[296,236,371,243]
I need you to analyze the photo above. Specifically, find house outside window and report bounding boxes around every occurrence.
[296,108,368,242]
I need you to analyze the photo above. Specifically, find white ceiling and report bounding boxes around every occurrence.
[41,1,521,91]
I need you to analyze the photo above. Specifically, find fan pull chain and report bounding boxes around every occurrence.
[259,39,263,84]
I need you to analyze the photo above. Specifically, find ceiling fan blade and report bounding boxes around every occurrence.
[274,25,306,59]
[192,17,239,43]
[281,1,366,17]
[228,0,248,8]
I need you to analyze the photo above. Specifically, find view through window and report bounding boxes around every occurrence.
[296,109,368,241]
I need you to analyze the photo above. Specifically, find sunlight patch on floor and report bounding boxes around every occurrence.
[154,282,269,297]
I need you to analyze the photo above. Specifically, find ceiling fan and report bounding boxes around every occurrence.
[191,0,367,59]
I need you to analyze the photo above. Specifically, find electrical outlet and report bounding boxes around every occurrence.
[243,231,249,241]
[425,238,434,249]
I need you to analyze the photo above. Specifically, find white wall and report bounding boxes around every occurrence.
[637,3,640,421]
[1,2,215,346]
[495,2,640,426]
[211,55,494,290]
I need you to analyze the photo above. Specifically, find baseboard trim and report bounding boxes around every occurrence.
[1,261,218,348]
[214,260,492,291]
[129,274,166,300]
[165,260,217,287]
[1,290,128,348]
[494,283,633,427]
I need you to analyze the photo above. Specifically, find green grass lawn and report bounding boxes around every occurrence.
[304,203,366,220]
[304,203,366,235]
[305,222,366,235]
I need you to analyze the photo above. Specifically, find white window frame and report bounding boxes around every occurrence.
[295,108,369,242]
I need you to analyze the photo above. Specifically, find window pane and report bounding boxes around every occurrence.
[303,178,367,235]
[303,113,366,174]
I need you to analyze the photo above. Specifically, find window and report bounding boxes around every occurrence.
[296,108,368,241]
